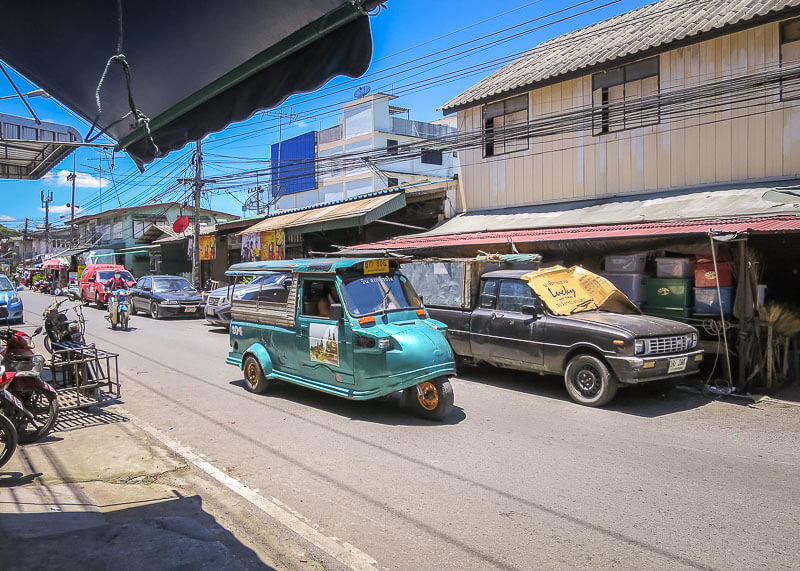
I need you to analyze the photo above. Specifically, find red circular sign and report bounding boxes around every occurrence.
[173,215,190,233]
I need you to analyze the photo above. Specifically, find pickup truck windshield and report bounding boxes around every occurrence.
[341,272,422,317]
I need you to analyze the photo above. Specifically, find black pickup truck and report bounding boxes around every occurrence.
[426,269,703,406]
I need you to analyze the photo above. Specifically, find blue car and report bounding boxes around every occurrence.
[0,275,23,324]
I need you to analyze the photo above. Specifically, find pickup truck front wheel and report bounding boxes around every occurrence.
[564,354,618,407]
[406,378,454,421]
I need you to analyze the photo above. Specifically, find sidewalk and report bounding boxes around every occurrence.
[0,405,322,570]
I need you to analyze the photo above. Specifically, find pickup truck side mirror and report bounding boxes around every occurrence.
[522,299,543,316]
[329,303,344,321]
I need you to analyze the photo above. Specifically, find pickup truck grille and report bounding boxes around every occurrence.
[644,335,691,355]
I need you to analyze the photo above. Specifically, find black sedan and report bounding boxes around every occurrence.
[130,275,204,319]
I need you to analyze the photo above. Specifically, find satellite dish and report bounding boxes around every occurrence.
[354,85,371,99]
[173,215,190,233]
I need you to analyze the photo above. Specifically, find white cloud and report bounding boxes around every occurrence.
[41,204,82,215]
[44,169,110,189]
[0,215,16,223]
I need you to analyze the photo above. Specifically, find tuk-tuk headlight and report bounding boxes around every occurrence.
[377,338,392,350]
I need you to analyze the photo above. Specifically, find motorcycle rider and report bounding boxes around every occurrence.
[104,271,129,322]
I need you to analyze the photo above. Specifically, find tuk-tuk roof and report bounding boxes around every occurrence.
[226,258,392,276]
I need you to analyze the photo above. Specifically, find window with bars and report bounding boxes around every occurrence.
[781,18,800,101]
[592,56,659,135]
[482,94,529,157]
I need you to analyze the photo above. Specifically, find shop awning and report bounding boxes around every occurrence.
[344,215,800,253]
[0,113,81,180]
[41,257,69,270]
[240,191,406,238]
[114,245,161,254]
[0,1,379,167]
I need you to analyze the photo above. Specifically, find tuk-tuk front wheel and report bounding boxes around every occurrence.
[243,355,270,394]
[406,378,454,421]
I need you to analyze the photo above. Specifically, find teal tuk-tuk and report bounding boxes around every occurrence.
[225,258,456,420]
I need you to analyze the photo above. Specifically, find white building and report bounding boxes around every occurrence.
[274,93,458,211]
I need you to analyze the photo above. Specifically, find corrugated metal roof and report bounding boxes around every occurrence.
[346,215,800,251]
[442,0,800,112]
[389,183,800,237]
[239,192,406,237]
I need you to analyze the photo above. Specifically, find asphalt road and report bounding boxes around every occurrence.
[19,291,800,570]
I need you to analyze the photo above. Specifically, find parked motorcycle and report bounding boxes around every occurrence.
[0,308,59,444]
[0,407,17,468]
[106,289,130,331]
[43,297,86,353]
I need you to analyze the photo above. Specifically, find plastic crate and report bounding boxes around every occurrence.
[694,262,732,287]
[642,305,692,322]
[694,286,734,315]
[601,272,648,304]
[655,257,694,278]
[604,252,649,273]
[644,278,693,308]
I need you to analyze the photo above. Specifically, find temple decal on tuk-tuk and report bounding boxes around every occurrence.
[310,323,339,366]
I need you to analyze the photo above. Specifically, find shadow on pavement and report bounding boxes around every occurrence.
[0,472,43,487]
[229,379,466,426]
[0,492,271,570]
[53,406,130,433]
[205,326,230,335]
[456,363,714,417]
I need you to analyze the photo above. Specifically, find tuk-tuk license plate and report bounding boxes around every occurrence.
[184,306,197,313]
[668,356,687,373]
[364,259,389,274]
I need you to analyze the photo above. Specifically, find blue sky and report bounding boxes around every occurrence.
[0,0,650,230]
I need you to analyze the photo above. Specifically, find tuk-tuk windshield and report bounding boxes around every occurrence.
[341,272,422,317]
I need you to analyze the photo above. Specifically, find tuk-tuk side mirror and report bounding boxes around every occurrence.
[329,303,344,321]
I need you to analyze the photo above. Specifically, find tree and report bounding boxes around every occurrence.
[0,224,20,239]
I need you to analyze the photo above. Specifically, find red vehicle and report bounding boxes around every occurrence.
[79,264,135,308]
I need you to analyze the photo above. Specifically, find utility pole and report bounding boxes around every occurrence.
[67,154,77,246]
[22,217,28,274]
[177,140,215,289]
[40,190,53,255]
[193,140,202,289]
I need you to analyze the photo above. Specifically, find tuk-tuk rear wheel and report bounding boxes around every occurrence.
[243,355,270,394]
[406,378,454,421]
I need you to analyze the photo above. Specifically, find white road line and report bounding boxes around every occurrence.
[121,408,380,571]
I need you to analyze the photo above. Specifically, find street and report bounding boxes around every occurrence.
[20,290,800,570]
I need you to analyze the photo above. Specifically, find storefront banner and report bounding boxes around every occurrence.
[241,233,261,263]
[522,266,640,315]
[259,229,285,261]
[199,235,216,260]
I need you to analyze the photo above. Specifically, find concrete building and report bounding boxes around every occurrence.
[273,93,458,212]
[68,203,236,277]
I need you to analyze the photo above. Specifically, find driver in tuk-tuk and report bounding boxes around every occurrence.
[316,284,340,318]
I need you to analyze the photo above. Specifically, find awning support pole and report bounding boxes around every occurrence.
[710,234,733,388]
[737,239,747,387]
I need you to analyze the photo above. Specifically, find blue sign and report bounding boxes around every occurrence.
[270,131,316,196]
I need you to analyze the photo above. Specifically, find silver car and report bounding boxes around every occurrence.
[205,272,291,328]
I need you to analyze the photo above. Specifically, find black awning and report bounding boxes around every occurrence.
[0,1,377,168]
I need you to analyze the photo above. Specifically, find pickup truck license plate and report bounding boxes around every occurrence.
[668,356,687,373]
[184,306,197,313]
[207,307,215,315]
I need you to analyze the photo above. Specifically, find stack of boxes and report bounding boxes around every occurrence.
[601,253,738,320]
[601,253,649,307]
[693,259,734,315]
[642,258,694,320]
